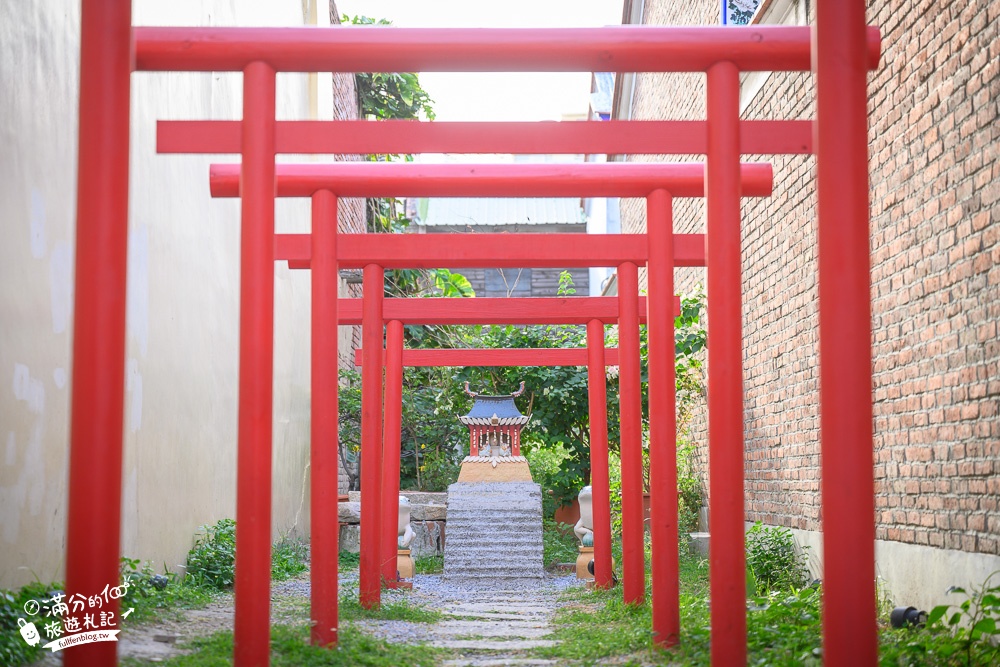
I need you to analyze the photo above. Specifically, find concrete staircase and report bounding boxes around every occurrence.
[445,481,544,579]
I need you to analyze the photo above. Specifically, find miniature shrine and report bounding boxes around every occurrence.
[444,381,545,579]
[456,381,533,483]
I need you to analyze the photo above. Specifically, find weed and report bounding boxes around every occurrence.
[137,623,441,667]
[881,571,1000,667]
[413,553,443,575]
[119,557,213,622]
[542,519,580,567]
[271,536,309,581]
[338,551,361,570]
[0,581,59,667]
[185,519,237,590]
[338,591,441,623]
[745,521,809,595]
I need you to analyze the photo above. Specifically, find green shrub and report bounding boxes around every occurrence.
[745,521,810,595]
[119,557,212,622]
[0,583,54,667]
[271,536,309,581]
[339,550,361,569]
[184,518,236,590]
[542,519,580,567]
[415,445,461,492]
[524,443,572,518]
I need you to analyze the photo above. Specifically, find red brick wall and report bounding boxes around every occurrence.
[621,0,999,555]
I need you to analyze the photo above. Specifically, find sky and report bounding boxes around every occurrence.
[334,0,625,123]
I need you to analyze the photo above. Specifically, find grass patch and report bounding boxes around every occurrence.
[272,536,309,581]
[338,551,361,570]
[542,519,580,567]
[338,591,442,623]
[414,553,443,574]
[134,623,441,667]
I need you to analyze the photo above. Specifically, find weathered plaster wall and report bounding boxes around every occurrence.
[0,0,358,589]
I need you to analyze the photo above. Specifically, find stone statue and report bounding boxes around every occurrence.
[573,485,594,547]
[398,495,414,548]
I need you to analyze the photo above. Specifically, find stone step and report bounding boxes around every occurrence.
[433,639,557,651]
[443,660,558,667]
[432,622,552,638]
[445,536,542,546]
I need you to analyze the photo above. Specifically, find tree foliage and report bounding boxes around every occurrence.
[338,273,708,515]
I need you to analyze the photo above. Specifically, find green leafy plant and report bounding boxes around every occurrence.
[414,554,443,575]
[922,572,1000,666]
[339,550,361,570]
[0,581,56,667]
[542,519,581,568]
[119,557,212,623]
[184,518,237,590]
[271,536,309,581]
[745,521,810,595]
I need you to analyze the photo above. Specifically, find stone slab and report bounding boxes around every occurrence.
[411,503,447,521]
[346,490,448,505]
[338,501,361,523]
[434,640,557,650]
[689,532,710,558]
[339,521,445,556]
[443,611,540,621]
[443,661,558,667]
[339,524,360,552]
[433,622,551,638]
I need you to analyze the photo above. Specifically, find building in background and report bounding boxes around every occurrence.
[409,154,590,297]
[584,72,622,296]
[615,0,999,612]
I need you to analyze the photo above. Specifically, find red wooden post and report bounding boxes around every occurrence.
[360,264,384,608]
[617,261,644,605]
[381,320,405,583]
[647,190,679,646]
[706,60,746,666]
[232,61,277,667]
[816,3,878,664]
[310,190,339,646]
[587,319,614,589]
[64,3,132,666]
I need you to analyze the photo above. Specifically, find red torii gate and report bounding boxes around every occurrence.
[220,159,771,628]
[68,8,881,667]
[221,163,771,642]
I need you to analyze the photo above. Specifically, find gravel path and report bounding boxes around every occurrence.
[30,569,580,666]
[358,573,579,667]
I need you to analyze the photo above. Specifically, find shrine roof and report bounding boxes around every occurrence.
[459,392,530,426]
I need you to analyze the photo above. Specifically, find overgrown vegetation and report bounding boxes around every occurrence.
[880,572,1000,666]
[542,534,1000,667]
[744,521,811,596]
[184,518,237,590]
[542,519,581,568]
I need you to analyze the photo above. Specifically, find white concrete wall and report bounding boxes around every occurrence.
[786,526,1000,615]
[0,0,335,589]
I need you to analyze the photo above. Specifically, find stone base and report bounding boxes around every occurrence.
[457,457,533,483]
[397,548,414,579]
[576,546,594,580]
[689,532,710,558]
